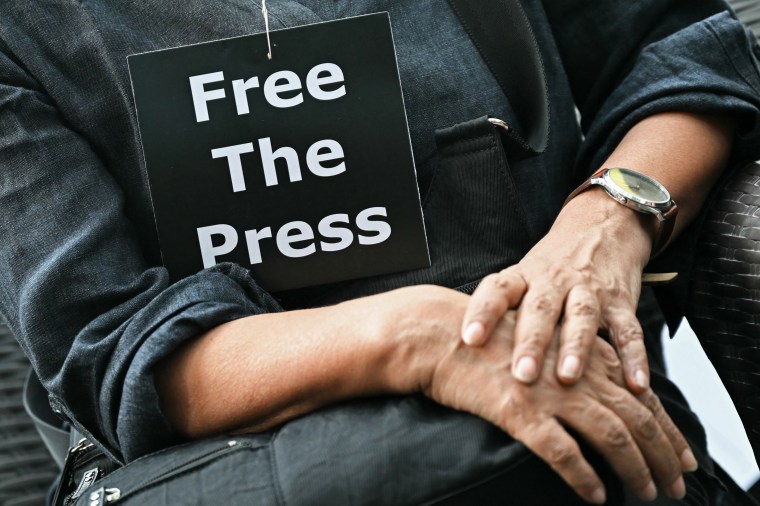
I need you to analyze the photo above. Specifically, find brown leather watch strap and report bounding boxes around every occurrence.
[652,204,679,257]
[564,168,678,257]
[563,168,605,207]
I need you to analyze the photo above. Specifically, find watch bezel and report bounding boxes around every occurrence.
[596,167,673,211]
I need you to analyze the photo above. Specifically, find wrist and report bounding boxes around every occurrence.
[559,186,655,267]
[370,285,466,395]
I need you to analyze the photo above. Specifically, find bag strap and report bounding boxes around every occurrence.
[23,370,71,469]
[446,0,549,155]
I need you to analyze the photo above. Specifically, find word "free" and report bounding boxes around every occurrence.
[189,62,346,122]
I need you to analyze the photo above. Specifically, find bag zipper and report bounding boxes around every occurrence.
[52,439,96,506]
[106,439,244,504]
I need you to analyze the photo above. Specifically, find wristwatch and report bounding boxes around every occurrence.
[564,167,678,257]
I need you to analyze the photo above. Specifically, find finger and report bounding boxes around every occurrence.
[605,309,650,393]
[557,285,600,383]
[638,389,698,473]
[600,387,685,499]
[559,400,657,501]
[512,286,565,383]
[595,337,626,387]
[461,269,527,347]
[517,418,607,504]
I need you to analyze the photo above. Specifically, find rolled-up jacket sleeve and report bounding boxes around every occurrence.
[543,1,760,169]
[0,45,282,462]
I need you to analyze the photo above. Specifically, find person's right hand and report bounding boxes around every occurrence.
[408,286,693,504]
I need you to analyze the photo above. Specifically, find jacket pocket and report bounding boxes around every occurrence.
[417,115,533,289]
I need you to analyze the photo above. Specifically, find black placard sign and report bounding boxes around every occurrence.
[128,13,429,292]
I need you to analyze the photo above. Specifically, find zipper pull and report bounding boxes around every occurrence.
[87,487,122,505]
[105,488,122,503]
[70,438,96,455]
[51,439,96,506]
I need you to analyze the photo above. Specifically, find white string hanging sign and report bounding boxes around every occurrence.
[262,0,273,59]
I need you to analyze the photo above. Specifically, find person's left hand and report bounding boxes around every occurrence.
[460,187,656,393]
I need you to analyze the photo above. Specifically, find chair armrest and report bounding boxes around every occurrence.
[687,161,760,466]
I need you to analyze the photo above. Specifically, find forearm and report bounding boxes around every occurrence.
[598,111,736,245]
[154,285,445,439]
[549,111,736,280]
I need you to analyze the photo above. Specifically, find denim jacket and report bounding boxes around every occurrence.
[1,0,759,464]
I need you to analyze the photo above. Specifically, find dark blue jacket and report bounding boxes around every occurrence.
[1,0,759,468]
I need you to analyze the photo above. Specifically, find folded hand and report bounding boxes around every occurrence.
[417,287,694,503]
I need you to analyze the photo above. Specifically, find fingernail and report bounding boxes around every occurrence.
[643,480,657,501]
[635,369,649,389]
[681,448,698,472]
[462,322,485,346]
[514,356,538,382]
[590,487,606,505]
[559,355,580,380]
[666,476,686,499]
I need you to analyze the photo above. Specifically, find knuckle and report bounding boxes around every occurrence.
[637,389,660,411]
[493,273,513,291]
[568,299,598,318]
[602,421,632,449]
[604,389,629,407]
[530,294,556,314]
[483,273,501,289]
[546,441,577,468]
[614,325,645,348]
[645,397,684,445]
[633,411,659,440]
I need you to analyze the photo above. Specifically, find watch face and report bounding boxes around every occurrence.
[605,168,670,205]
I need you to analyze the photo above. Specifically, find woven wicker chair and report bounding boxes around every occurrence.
[688,0,760,491]
[687,161,760,467]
